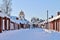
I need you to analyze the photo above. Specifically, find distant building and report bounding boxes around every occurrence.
[31,17,40,23]
[31,17,40,28]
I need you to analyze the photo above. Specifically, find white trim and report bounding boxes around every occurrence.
[2,20,5,30]
[7,20,9,30]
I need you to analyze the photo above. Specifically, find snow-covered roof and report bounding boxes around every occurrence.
[48,15,60,22]
[10,16,18,20]
[17,20,27,24]
[10,18,29,24]
[0,12,29,24]
[16,19,29,24]
[40,15,60,24]
[0,12,10,18]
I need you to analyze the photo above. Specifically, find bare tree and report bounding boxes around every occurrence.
[2,0,12,16]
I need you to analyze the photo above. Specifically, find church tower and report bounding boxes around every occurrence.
[19,10,25,20]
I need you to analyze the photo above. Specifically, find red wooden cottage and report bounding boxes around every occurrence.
[0,10,10,32]
[40,12,60,32]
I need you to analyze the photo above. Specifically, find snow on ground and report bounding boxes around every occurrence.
[0,28,60,40]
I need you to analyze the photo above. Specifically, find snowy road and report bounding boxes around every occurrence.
[0,28,60,40]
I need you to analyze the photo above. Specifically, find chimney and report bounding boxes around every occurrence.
[0,10,2,12]
[51,15,53,18]
[49,15,53,19]
[57,12,60,15]
[16,17,19,20]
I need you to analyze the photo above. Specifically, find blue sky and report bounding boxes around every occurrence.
[0,0,60,21]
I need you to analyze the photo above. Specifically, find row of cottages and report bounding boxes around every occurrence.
[0,11,20,33]
[40,12,60,32]
[0,10,30,33]
[10,18,30,29]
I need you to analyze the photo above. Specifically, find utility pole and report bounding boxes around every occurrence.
[47,10,48,29]
[2,0,12,16]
